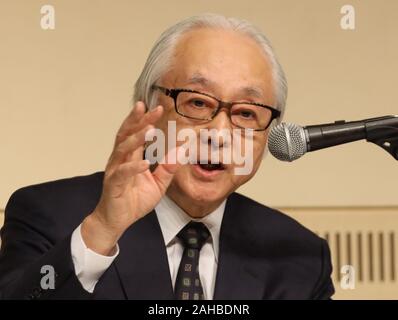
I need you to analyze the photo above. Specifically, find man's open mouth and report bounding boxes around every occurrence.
[197,163,225,171]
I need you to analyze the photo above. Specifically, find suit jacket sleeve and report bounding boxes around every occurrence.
[0,188,93,300]
[310,239,335,300]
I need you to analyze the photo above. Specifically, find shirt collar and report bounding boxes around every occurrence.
[155,194,226,261]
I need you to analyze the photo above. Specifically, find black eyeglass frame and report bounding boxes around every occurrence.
[152,85,281,131]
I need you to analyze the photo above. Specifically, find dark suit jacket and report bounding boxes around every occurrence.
[0,172,334,300]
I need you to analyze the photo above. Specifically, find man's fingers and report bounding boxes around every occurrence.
[108,125,154,171]
[127,105,163,137]
[107,160,150,196]
[151,146,184,194]
[114,104,164,147]
[114,102,145,145]
[119,101,146,133]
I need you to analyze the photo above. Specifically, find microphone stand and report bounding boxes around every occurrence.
[365,116,398,160]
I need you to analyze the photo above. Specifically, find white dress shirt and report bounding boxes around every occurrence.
[71,195,226,299]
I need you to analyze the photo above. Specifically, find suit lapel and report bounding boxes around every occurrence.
[114,211,174,299]
[213,194,269,300]
[113,193,269,300]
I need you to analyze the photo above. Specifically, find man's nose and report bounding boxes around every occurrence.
[202,109,233,148]
[207,109,233,132]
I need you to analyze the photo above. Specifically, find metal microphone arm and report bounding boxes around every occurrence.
[365,116,398,160]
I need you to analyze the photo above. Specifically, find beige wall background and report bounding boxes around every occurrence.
[0,0,397,300]
[1,0,398,208]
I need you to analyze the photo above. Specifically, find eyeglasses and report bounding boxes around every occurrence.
[152,85,280,131]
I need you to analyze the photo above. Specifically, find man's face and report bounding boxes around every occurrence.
[155,28,276,212]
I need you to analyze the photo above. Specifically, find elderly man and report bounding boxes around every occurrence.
[0,14,334,300]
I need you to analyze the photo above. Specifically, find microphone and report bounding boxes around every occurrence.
[268,115,398,162]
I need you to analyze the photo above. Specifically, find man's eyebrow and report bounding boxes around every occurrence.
[186,73,265,99]
[186,74,214,87]
[239,86,264,99]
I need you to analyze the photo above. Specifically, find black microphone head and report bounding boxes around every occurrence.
[268,123,308,162]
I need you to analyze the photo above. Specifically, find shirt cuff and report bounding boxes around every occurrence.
[71,224,119,293]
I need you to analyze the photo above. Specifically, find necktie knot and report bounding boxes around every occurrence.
[177,221,210,250]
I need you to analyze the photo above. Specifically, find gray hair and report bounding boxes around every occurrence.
[133,13,288,122]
